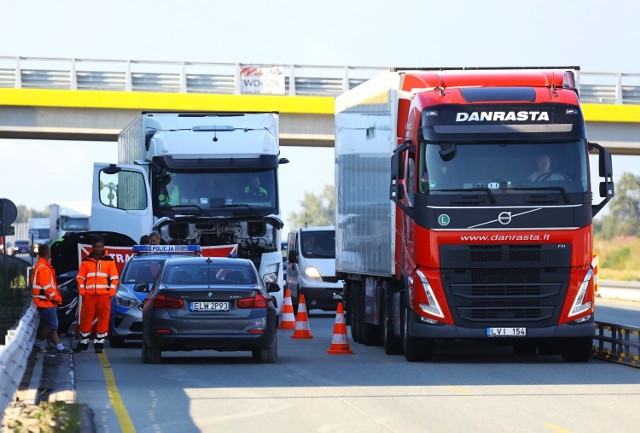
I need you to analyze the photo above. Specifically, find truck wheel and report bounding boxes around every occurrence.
[348,282,362,343]
[362,322,380,346]
[402,306,434,362]
[560,337,592,362]
[382,295,402,355]
[382,306,402,355]
[354,282,379,345]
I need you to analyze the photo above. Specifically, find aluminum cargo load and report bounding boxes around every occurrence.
[334,72,400,277]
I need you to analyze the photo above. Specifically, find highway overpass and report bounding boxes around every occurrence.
[1,57,639,154]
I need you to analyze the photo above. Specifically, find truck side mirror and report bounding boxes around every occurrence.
[390,141,412,202]
[390,141,414,218]
[590,142,615,217]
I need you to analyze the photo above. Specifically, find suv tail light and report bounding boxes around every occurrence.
[153,294,184,309]
[236,292,268,309]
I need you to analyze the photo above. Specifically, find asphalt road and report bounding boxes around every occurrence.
[71,308,640,433]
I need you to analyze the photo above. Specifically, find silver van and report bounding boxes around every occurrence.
[286,226,344,311]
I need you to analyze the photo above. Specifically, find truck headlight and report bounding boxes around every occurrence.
[569,269,593,317]
[416,270,445,318]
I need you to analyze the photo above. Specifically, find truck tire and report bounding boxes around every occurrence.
[402,306,434,362]
[348,282,361,343]
[382,293,402,355]
[362,322,380,346]
[560,337,592,362]
[359,280,380,346]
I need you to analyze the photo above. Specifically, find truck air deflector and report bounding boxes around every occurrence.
[434,124,573,134]
[421,103,586,142]
[459,87,536,102]
[154,155,279,170]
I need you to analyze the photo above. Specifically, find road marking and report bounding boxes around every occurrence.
[98,351,136,433]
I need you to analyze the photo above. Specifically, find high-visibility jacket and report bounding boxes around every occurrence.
[76,250,119,297]
[159,184,180,206]
[244,185,268,199]
[31,257,62,308]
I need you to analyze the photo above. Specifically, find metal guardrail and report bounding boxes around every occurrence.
[593,321,640,368]
[0,303,38,415]
[2,56,640,103]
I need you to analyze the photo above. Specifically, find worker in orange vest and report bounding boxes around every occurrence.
[32,243,73,355]
[74,236,119,353]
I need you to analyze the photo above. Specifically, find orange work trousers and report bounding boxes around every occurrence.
[78,294,112,343]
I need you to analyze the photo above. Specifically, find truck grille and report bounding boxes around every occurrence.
[439,244,571,328]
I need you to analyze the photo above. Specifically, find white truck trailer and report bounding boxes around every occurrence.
[90,112,288,313]
[49,201,91,241]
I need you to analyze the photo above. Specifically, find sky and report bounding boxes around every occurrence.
[1,0,639,234]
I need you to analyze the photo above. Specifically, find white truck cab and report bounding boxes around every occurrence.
[90,112,287,315]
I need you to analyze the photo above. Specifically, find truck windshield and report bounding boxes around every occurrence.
[156,170,277,209]
[419,141,589,194]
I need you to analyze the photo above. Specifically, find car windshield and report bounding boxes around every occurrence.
[164,264,256,285]
[301,230,336,258]
[419,140,589,194]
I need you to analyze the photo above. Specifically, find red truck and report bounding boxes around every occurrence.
[334,67,614,362]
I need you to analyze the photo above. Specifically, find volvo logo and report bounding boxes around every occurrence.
[498,212,512,225]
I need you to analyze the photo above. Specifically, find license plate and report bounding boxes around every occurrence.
[332,292,343,300]
[191,301,229,312]
[486,327,527,337]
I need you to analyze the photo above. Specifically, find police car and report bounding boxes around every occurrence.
[109,244,202,347]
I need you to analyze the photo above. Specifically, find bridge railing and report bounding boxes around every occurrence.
[2,56,640,104]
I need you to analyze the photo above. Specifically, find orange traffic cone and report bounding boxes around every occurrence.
[291,294,314,339]
[327,302,353,354]
[279,288,296,330]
